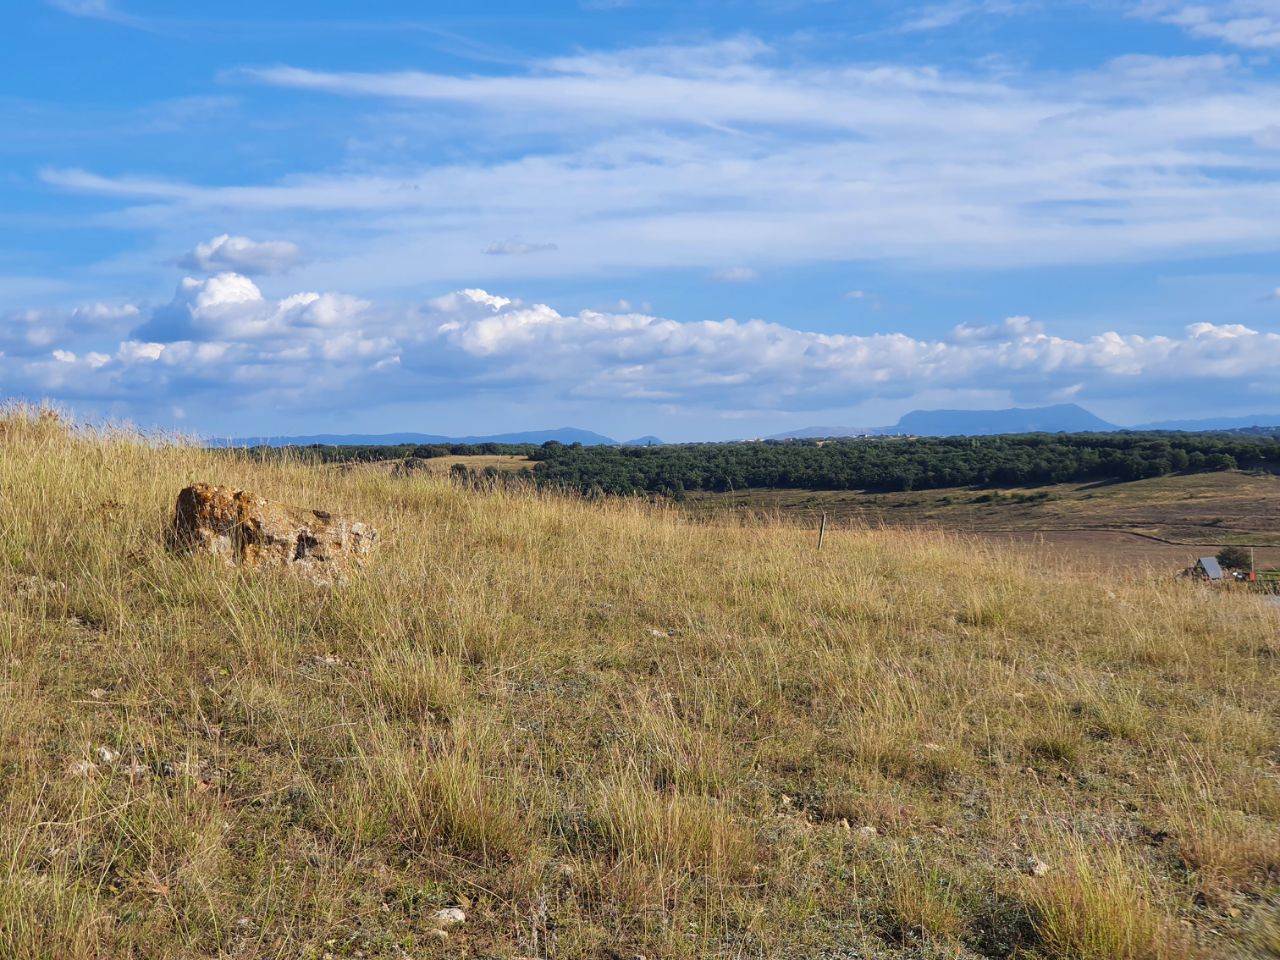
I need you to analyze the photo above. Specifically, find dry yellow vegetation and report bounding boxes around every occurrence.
[1,407,1278,959]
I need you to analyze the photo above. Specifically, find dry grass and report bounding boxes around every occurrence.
[1,406,1277,958]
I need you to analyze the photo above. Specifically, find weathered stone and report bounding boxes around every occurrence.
[432,907,466,927]
[171,483,376,581]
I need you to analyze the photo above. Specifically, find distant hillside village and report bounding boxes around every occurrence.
[1189,550,1280,595]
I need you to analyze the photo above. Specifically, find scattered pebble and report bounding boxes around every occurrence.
[432,906,466,927]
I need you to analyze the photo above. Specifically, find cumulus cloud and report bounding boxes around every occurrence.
[178,234,303,276]
[131,273,373,344]
[6,275,1280,427]
[484,240,558,255]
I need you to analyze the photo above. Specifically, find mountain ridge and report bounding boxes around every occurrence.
[769,403,1280,439]
[212,427,619,447]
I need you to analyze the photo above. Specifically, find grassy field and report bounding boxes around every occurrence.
[683,472,1280,572]
[1,408,1278,959]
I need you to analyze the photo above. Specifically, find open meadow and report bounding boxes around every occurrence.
[1,410,1278,959]
[682,472,1280,574]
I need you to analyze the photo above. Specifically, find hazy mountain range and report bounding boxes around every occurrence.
[213,427,621,447]
[216,404,1280,448]
[767,404,1280,439]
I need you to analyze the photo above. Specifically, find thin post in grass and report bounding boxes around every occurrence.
[817,511,827,552]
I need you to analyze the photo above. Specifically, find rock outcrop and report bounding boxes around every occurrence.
[171,483,376,581]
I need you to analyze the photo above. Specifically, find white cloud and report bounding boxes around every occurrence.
[484,240,558,255]
[43,38,1280,287]
[711,267,759,283]
[178,234,303,276]
[950,315,1045,341]
[72,302,140,321]
[1134,1,1280,48]
[7,274,1280,426]
[133,273,372,343]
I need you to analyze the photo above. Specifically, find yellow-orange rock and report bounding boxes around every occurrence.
[171,483,376,580]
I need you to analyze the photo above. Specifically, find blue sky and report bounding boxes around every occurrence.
[4,0,1280,440]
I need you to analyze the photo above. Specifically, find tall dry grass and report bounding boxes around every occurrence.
[1,406,1277,958]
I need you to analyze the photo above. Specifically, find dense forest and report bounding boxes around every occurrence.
[247,432,1280,497]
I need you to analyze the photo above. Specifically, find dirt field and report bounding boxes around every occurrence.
[683,471,1280,574]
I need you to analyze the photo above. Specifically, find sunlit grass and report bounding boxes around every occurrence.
[0,404,1276,957]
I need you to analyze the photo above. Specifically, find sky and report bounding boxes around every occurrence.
[3,0,1280,441]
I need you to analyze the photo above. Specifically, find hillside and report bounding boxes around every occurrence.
[682,471,1280,569]
[1,409,1277,959]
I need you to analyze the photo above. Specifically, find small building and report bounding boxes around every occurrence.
[1193,557,1224,582]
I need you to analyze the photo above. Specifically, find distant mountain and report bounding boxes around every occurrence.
[771,404,1118,439]
[213,427,619,447]
[621,435,665,446]
[1135,414,1280,431]
[889,404,1118,436]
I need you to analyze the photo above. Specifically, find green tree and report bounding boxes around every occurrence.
[1216,545,1251,571]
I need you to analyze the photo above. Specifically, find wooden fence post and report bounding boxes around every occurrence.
[818,512,827,552]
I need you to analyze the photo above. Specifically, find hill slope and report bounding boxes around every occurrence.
[1,410,1276,959]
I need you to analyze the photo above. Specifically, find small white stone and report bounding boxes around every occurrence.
[432,906,466,927]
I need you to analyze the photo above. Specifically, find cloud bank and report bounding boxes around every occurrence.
[5,273,1279,429]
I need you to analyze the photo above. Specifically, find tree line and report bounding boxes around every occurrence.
[246,432,1280,497]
